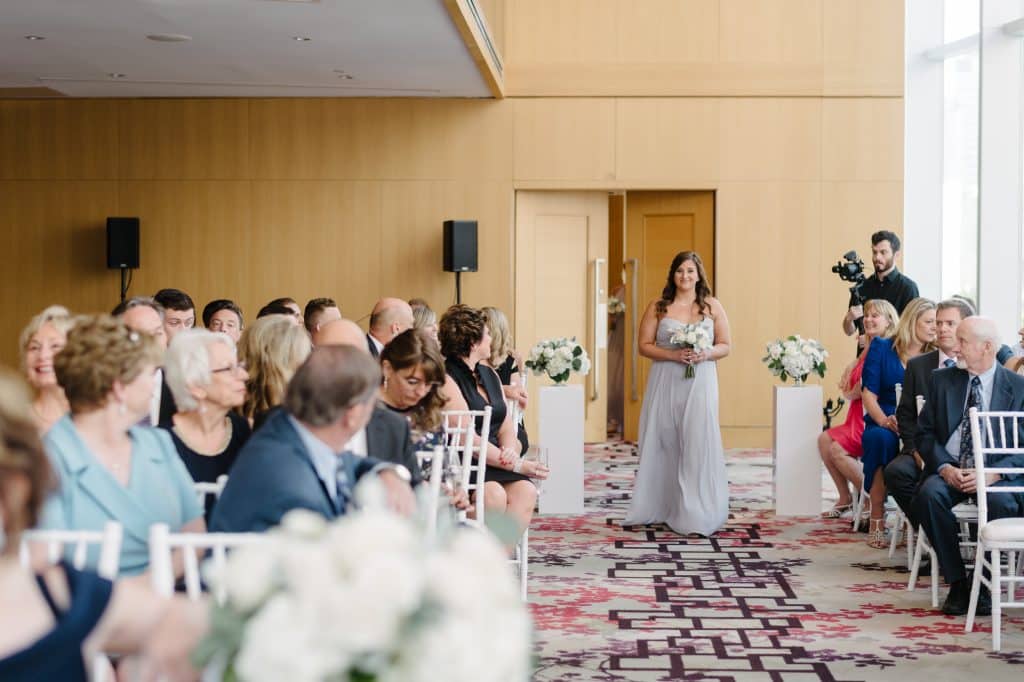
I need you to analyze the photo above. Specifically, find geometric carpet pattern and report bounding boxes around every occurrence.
[529,443,1024,681]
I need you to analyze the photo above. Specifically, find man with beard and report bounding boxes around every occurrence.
[842,230,920,337]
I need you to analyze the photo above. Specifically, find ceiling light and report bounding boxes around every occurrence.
[292,36,312,41]
[108,72,126,79]
[339,74,354,80]
[146,33,192,42]
[25,35,45,41]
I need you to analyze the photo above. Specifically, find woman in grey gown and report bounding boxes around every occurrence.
[623,251,732,536]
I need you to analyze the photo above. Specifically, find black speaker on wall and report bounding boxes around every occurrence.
[106,217,140,269]
[443,220,478,272]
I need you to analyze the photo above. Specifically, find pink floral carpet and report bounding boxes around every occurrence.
[528,443,1024,681]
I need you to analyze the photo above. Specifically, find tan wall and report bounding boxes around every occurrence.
[0,0,904,446]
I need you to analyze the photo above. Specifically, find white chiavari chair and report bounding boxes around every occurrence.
[148,523,267,604]
[415,445,446,541]
[194,474,229,508]
[965,409,1024,650]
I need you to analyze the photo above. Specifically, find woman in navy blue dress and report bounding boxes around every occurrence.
[861,297,936,547]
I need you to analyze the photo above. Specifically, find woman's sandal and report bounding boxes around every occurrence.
[820,503,853,519]
[866,519,888,549]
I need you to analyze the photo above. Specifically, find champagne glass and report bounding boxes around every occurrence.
[525,445,549,494]
[443,449,464,497]
[415,449,435,482]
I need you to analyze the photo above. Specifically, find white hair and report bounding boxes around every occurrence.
[963,316,1000,346]
[163,328,236,412]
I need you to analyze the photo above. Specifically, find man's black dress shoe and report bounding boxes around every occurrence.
[942,581,991,616]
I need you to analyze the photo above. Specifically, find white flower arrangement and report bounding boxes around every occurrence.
[524,337,591,384]
[195,509,532,682]
[607,296,626,315]
[669,323,714,379]
[762,335,828,384]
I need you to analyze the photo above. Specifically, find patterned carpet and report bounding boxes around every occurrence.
[528,443,1024,681]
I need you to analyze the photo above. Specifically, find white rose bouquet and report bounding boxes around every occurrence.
[669,323,714,379]
[524,337,591,384]
[762,335,828,384]
[194,509,532,682]
[607,296,626,315]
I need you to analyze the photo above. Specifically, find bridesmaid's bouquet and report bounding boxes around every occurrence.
[195,509,532,682]
[669,324,713,379]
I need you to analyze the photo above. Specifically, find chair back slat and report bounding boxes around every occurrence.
[148,523,267,603]
[442,407,492,527]
[969,409,1024,527]
[19,522,123,580]
[194,474,229,507]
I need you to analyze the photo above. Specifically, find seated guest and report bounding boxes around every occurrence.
[267,296,302,322]
[239,314,312,430]
[913,316,1024,615]
[201,299,244,342]
[113,296,173,426]
[439,305,548,533]
[0,369,208,682]
[380,328,447,451]
[153,288,196,343]
[19,306,74,434]
[481,305,530,453]
[209,346,415,532]
[257,301,298,321]
[861,297,936,547]
[885,297,973,527]
[314,320,422,485]
[819,299,898,517]
[303,297,342,335]
[161,329,251,521]
[410,298,439,343]
[40,316,204,576]
[367,297,415,358]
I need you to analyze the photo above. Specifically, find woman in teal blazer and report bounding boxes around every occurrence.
[38,315,204,576]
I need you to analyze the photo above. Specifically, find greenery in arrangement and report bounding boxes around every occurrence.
[524,337,591,384]
[762,335,828,384]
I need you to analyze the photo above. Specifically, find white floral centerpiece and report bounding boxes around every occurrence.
[669,323,714,379]
[524,337,591,385]
[762,335,828,385]
[194,509,532,682]
[607,296,626,315]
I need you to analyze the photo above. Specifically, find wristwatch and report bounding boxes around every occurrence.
[377,463,412,483]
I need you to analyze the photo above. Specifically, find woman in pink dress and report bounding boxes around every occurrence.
[818,299,898,518]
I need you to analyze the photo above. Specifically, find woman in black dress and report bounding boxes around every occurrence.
[161,329,251,520]
[438,305,548,533]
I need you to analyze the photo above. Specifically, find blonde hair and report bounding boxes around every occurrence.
[412,303,436,332]
[863,299,899,340]
[892,297,937,362]
[54,315,162,414]
[18,305,74,370]
[481,306,513,367]
[239,315,312,420]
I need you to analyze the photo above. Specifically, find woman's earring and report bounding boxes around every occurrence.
[118,402,127,416]
[383,376,389,390]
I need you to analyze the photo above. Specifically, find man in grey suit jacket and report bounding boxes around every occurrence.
[210,345,414,533]
[912,317,1024,615]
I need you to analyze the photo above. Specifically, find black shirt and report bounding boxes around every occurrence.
[849,267,920,315]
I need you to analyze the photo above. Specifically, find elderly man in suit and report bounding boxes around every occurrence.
[209,345,415,533]
[912,316,1024,615]
[366,298,415,359]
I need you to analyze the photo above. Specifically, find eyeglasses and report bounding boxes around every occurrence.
[211,362,248,374]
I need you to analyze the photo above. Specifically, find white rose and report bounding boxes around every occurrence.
[279,508,328,540]
[236,594,345,682]
[219,542,280,612]
[769,343,783,360]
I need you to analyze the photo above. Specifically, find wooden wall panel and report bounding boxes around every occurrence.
[0,101,118,179]
[247,181,381,324]
[249,99,512,181]
[716,182,822,431]
[718,99,822,181]
[117,181,254,314]
[512,99,616,181]
[475,0,506,57]
[0,181,120,355]
[718,0,822,65]
[118,100,251,179]
[824,0,905,95]
[822,98,905,181]
[615,0,719,63]
[615,99,720,185]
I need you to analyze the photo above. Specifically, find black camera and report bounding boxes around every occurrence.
[832,250,867,333]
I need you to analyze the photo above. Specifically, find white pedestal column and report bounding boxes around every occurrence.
[772,384,823,516]
[538,384,584,515]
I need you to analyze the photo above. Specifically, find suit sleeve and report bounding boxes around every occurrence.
[896,360,919,457]
[918,377,956,477]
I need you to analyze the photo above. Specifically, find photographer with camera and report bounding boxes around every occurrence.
[840,231,919,338]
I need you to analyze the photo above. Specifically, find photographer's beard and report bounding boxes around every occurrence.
[873,253,895,275]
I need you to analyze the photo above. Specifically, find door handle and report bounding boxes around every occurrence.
[626,258,639,401]
[591,258,605,402]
